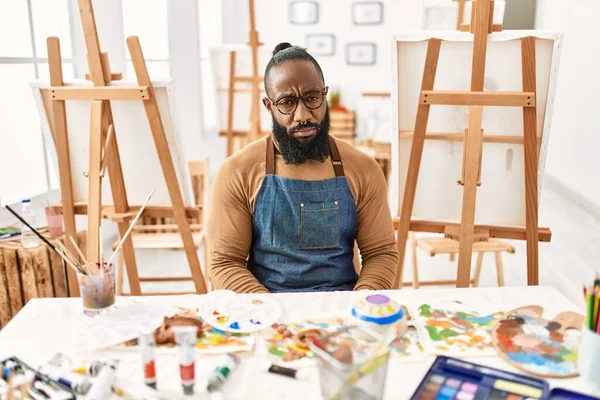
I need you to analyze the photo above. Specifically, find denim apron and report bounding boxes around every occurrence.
[247,135,359,293]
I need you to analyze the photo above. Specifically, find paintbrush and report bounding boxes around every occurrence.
[5,205,83,275]
[55,241,86,275]
[69,236,89,268]
[106,188,155,268]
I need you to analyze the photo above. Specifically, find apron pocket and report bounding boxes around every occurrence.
[300,201,340,249]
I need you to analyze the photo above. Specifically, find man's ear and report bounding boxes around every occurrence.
[262,97,273,114]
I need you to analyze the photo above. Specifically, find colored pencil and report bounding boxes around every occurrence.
[586,294,594,331]
[590,291,600,331]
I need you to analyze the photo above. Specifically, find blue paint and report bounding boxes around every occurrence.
[351,307,404,325]
[507,353,573,375]
[229,322,240,330]
[465,315,495,324]
[440,386,457,397]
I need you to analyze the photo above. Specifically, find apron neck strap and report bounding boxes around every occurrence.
[266,135,345,177]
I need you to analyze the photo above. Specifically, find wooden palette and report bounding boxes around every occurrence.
[491,305,584,378]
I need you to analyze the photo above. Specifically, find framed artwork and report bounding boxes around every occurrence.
[305,34,336,56]
[288,1,319,25]
[352,1,384,25]
[346,43,377,66]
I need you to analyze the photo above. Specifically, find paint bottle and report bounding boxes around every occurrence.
[172,325,198,395]
[139,325,157,389]
[206,353,240,393]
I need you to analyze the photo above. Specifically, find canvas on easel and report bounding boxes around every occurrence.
[391,0,563,288]
[30,0,207,296]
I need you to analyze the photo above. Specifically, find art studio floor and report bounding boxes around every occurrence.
[112,179,599,308]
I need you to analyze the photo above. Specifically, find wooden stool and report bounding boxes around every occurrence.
[409,232,514,288]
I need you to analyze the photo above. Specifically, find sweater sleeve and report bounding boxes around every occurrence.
[353,157,399,290]
[206,160,269,294]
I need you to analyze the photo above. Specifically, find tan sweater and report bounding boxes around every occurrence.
[206,135,398,293]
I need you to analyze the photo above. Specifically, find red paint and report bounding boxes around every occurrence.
[145,361,156,380]
[180,363,195,381]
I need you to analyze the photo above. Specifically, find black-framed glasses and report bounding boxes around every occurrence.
[267,86,329,115]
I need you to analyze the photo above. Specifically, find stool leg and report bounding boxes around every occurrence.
[449,253,456,262]
[473,252,484,287]
[410,232,420,289]
[495,251,505,286]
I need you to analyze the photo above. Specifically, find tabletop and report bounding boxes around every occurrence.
[0,286,595,399]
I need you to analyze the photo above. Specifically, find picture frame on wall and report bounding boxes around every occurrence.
[352,1,384,25]
[305,34,336,56]
[288,1,319,25]
[346,43,377,66]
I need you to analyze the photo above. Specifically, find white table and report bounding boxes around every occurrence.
[0,286,595,399]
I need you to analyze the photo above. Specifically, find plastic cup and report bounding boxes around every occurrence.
[76,263,116,317]
[309,326,390,400]
[578,325,600,392]
[45,207,63,238]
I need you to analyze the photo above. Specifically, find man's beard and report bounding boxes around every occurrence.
[272,108,331,165]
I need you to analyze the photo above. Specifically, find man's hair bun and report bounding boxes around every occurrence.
[272,42,293,56]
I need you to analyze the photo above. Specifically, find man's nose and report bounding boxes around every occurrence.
[293,99,312,122]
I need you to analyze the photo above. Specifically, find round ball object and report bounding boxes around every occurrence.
[350,294,407,336]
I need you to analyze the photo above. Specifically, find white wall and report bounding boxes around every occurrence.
[536,0,600,212]
[221,0,423,112]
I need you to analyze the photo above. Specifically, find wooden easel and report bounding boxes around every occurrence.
[394,0,550,289]
[453,0,503,31]
[219,0,267,157]
[48,0,207,296]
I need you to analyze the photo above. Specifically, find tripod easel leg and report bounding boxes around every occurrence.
[522,36,539,285]
[456,106,484,287]
[128,37,207,294]
[47,37,80,296]
[86,100,104,263]
[394,39,442,289]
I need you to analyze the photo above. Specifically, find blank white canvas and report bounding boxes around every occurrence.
[30,79,194,208]
[390,31,563,227]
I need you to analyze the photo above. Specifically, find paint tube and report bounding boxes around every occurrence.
[172,325,198,395]
[84,362,117,400]
[206,353,240,393]
[71,361,103,377]
[38,367,90,395]
[139,325,157,389]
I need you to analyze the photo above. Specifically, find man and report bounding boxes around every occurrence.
[206,42,398,293]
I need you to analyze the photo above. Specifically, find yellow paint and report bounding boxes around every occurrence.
[494,380,542,398]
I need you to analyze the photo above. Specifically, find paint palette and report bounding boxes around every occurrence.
[200,290,282,333]
[410,356,550,400]
[491,306,584,378]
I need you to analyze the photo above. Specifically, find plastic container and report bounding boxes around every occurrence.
[309,325,390,400]
[77,262,116,316]
[350,294,407,336]
[578,325,600,392]
[20,199,39,248]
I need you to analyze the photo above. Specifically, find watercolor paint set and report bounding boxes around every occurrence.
[411,356,600,400]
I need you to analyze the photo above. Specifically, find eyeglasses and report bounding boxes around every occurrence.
[267,87,329,115]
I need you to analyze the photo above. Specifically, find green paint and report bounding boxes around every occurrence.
[425,325,442,341]
[420,304,433,317]
[563,352,578,363]
[440,329,459,338]
[268,347,287,357]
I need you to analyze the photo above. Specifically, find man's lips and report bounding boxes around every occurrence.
[292,127,318,138]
